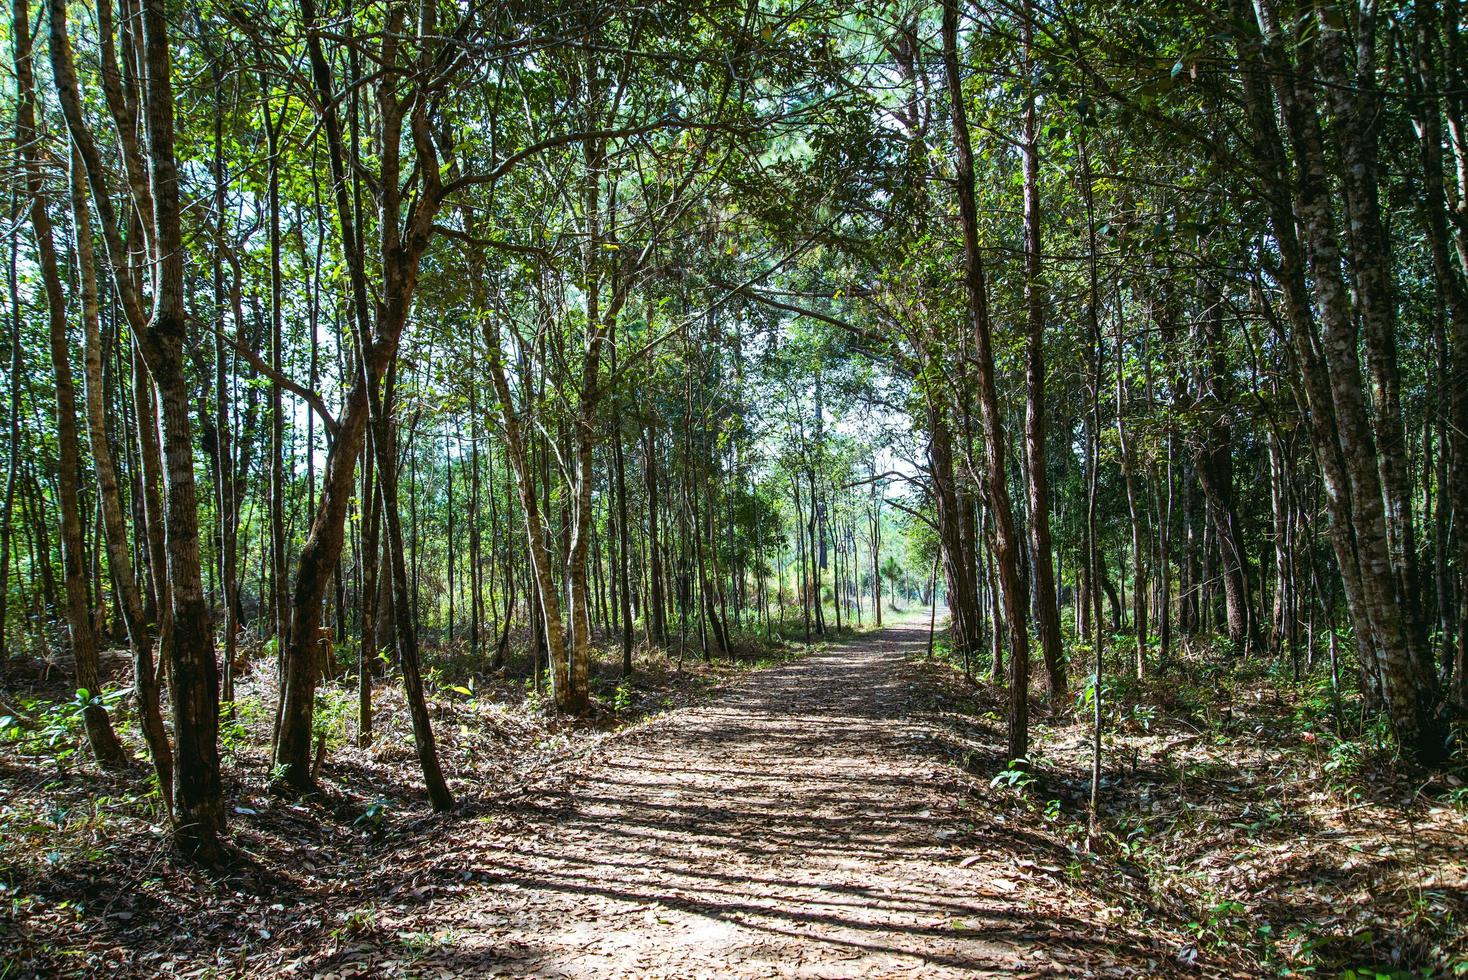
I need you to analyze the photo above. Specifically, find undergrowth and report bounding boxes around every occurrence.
[918,627,1468,977]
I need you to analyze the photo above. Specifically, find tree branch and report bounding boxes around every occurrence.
[203,321,339,438]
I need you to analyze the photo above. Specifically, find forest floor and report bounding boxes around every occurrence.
[303,621,1193,978]
[3,619,1467,977]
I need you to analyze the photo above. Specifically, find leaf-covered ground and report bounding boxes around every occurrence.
[3,622,1466,977]
[918,641,1468,977]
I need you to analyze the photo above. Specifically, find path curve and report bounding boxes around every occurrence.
[340,626,1182,978]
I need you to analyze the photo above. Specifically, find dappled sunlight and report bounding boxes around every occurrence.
[308,627,1183,977]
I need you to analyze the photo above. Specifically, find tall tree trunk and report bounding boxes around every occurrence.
[207,71,240,713]
[446,423,456,645]
[1019,0,1066,695]
[358,432,379,746]
[868,488,882,627]
[1315,5,1426,670]
[50,0,229,857]
[927,394,981,663]
[139,0,227,857]
[943,0,1031,762]
[264,99,289,649]
[644,426,667,646]
[613,401,633,674]
[368,382,452,810]
[483,320,578,712]
[71,150,173,799]
[0,229,22,661]
[1113,304,1148,676]
[270,0,435,792]
[469,396,483,660]
[1193,291,1257,653]
[17,0,126,765]
[1412,0,1468,705]
[1242,0,1445,762]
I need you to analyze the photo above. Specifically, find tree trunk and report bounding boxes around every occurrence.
[71,150,173,798]
[644,426,667,646]
[1019,0,1066,697]
[1113,304,1148,676]
[1242,0,1445,762]
[264,99,289,649]
[368,379,453,810]
[1411,0,1468,706]
[358,432,379,747]
[0,229,22,661]
[483,320,578,712]
[927,395,981,664]
[17,0,127,766]
[943,0,1030,762]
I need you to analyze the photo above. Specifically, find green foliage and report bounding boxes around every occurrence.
[1074,671,1109,715]
[354,799,392,834]
[612,681,635,714]
[1125,703,1157,734]
[220,695,269,759]
[1185,897,1250,951]
[312,686,355,752]
[0,688,126,769]
[988,758,1036,792]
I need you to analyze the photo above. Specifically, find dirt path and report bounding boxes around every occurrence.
[332,626,1184,978]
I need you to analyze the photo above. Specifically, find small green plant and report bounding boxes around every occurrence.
[1187,897,1249,949]
[354,798,391,833]
[395,927,461,963]
[1321,733,1365,794]
[1074,672,1111,715]
[331,905,378,939]
[311,685,355,753]
[332,640,357,671]
[219,709,247,756]
[520,669,554,712]
[1115,822,1153,860]
[989,758,1036,791]
[1232,803,1285,833]
[612,681,635,713]
[219,694,268,758]
[1127,703,1157,733]
[1276,922,1330,973]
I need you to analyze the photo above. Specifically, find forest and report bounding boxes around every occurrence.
[2,0,1468,974]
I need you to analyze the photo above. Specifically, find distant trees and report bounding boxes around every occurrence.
[720,0,1464,768]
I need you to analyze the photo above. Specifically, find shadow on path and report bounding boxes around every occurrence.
[315,626,1191,978]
